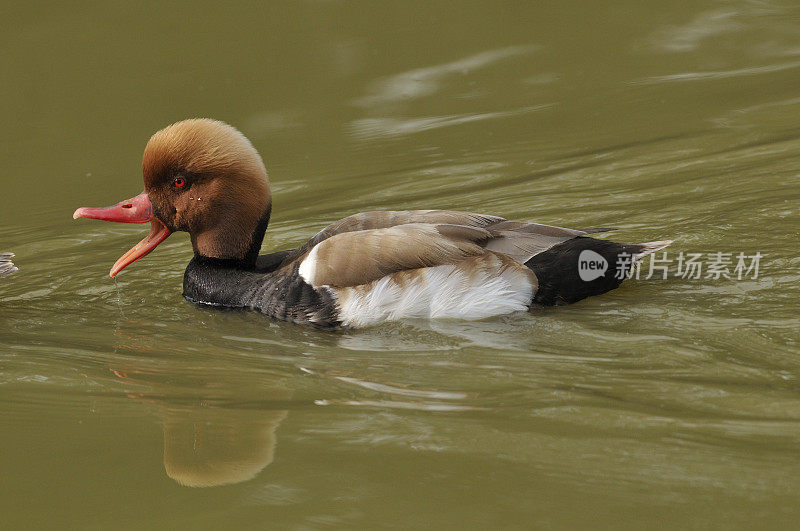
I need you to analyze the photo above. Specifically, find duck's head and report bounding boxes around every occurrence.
[74,119,271,277]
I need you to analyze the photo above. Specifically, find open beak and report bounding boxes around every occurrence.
[73,192,171,277]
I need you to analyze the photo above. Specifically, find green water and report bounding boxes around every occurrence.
[2,1,800,528]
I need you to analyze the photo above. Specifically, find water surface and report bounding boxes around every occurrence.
[2,1,800,528]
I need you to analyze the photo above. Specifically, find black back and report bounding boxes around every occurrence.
[525,237,645,306]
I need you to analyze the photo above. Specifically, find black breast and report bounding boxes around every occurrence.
[182,254,341,328]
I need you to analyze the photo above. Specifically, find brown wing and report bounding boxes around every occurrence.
[298,219,587,288]
[280,210,505,267]
[480,220,586,263]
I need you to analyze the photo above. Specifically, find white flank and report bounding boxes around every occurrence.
[298,245,319,284]
[334,259,535,328]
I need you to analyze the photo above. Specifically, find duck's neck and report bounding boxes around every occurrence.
[242,204,272,266]
[191,205,272,270]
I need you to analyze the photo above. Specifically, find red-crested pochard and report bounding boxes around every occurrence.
[73,119,671,328]
[0,253,17,277]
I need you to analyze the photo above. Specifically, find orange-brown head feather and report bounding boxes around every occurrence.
[141,119,271,261]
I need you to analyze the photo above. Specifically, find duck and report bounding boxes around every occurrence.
[73,119,671,329]
[0,253,17,277]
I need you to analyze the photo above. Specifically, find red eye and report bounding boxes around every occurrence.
[173,176,186,188]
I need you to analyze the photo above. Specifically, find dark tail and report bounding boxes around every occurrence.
[525,237,671,306]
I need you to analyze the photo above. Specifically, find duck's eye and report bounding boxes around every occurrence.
[173,176,186,188]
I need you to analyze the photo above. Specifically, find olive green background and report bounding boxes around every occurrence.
[2,1,799,528]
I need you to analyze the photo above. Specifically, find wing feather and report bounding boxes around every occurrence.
[300,223,487,287]
[297,216,587,288]
[281,210,505,267]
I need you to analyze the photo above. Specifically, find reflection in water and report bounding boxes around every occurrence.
[107,326,291,488]
[647,8,741,52]
[347,104,553,140]
[161,404,287,488]
[354,45,538,108]
[637,59,800,84]
[4,0,800,526]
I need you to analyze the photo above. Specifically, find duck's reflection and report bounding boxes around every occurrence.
[160,403,288,488]
[106,325,292,488]
[106,312,534,488]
